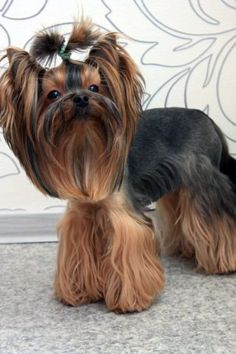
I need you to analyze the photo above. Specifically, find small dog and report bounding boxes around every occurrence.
[0,20,235,313]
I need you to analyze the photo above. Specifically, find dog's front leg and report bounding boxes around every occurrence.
[54,201,104,306]
[101,193,164,313]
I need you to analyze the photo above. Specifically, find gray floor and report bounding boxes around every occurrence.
[0,243,235,354]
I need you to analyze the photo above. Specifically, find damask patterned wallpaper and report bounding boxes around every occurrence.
[0,0,235,213]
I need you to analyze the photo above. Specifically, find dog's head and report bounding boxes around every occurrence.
[0,19,143,200]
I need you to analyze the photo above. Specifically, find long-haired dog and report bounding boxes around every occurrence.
[0,20,235,313]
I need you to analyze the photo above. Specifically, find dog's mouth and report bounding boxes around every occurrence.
[74,105,90,121]
[41,92,123,146]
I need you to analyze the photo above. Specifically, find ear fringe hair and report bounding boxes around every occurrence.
[30,19,101,65]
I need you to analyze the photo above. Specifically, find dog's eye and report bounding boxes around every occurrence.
[47,90,61,100]
[88,84,99,93]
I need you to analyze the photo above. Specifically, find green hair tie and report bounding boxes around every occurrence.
[58,40,71,60]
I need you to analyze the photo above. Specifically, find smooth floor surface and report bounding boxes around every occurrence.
[0,243,235,354]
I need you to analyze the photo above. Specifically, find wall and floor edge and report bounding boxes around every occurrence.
[0,213,61,243]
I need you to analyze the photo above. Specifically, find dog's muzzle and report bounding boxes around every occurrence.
[73,93,90,119]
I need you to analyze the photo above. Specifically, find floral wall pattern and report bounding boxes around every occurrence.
[0,0,235,213]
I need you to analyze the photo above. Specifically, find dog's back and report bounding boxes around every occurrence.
[128,107,236,204]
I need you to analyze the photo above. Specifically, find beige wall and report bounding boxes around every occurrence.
[0,0,235,214]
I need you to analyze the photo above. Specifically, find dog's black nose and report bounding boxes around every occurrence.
[73,94,89,108]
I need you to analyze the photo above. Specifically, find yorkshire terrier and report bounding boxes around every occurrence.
[0,20,235,313]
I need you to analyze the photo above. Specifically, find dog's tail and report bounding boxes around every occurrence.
[212,120,236,187]
[221,153,236,187]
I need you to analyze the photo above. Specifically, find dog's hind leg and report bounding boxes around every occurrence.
[157,190,194,259]
[160,154,236,274]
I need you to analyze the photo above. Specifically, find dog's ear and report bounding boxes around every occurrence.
[0,47,44,143]
[0,48,55,195]
[6,46,21,62]
[87,32,144,145]
[0,47,24,129]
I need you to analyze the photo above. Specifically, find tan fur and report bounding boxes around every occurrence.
[158,188,236,274]
[67,19,101,51]
[55,191,164,312]
[55,200,106,305]
[157,190,194,258]
[0,22,160,313]
[0,25,143,200]
[101,193,163,312]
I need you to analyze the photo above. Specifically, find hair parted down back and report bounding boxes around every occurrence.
[30,19,102,65]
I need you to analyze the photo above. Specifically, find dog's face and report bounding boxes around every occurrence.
[0,21,143,200]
